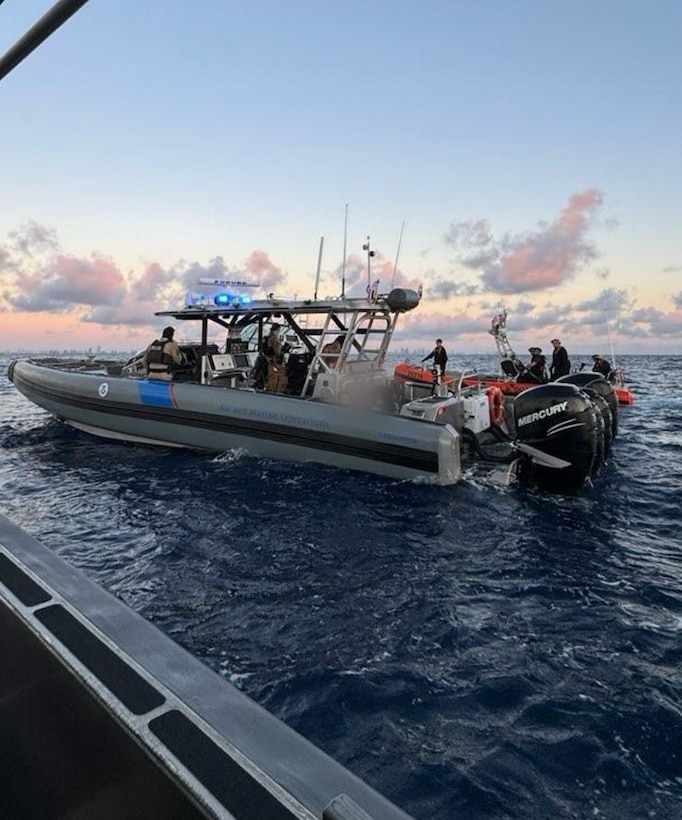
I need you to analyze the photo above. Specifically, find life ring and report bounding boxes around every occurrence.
[487,386,505,426]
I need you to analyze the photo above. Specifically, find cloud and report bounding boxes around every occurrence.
[428,278,480,299]
[324,246,420,297]
[0,221,290,327]
[8,221,59,257]
[673,292,682,308]
[623,306,682,337]
[443,219,492,249]
[11,256,128,312]
[663,265,682,273]
[401,310,490,341]
[573,288,633,314]
[444,189,605,295]
[131,262,166,301]
[242,250,286,290]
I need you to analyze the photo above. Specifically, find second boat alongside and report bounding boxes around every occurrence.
[395,308,634,406]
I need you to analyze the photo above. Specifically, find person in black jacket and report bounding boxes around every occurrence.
[549,338,570,380]
[422,339,448,374]
[591,354,612,378]
[518,346,547,383]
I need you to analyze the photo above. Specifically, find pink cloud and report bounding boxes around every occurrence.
[243,250,285,290]
[444,189,605,295]
[132,262,176,300]
[12,255,127,311]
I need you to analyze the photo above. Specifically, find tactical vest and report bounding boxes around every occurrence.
[146,339,173,374]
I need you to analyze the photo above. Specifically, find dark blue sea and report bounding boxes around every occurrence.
[1,353,681,819]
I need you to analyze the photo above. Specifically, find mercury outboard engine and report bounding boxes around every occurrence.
[556,372,618,439]
[513,383,600,493]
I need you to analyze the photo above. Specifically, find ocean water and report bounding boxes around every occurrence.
[1,353,681,819]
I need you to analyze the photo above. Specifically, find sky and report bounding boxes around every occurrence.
[1,0,681,355]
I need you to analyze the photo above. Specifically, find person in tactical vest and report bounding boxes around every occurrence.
[142,326,182,380]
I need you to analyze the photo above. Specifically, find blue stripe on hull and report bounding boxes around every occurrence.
[138,380,174,407]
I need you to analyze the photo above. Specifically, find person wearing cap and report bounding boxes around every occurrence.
[549,338,570,380]
[142,326,183,381]
[591,354,612,378]
[519,346,548,383]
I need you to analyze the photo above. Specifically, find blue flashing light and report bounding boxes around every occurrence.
[214,292,236,306]
[238,294,252,305]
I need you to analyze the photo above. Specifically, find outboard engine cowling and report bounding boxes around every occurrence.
[556,372,618,439]
[513,383,599,493]
[586,392,613,459]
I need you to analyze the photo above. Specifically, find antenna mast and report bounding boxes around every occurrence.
[605,311,618,370]
[362,236,375,291]
[314,236,324,300]
[341,203,348,298]
[390,221,405,289]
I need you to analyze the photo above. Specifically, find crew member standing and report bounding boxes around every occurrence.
[265,323,283,361]
[142,326,182,381]
[549,338,570,380]
[422,339,448,374]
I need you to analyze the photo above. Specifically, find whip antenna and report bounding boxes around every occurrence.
[341,203,348,298]
[390,221,405,289]
[314,236,324,300]
[605,311,618,371]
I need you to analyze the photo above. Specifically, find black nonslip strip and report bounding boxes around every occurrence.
[0,553,52,606]
[150,709,299,820]
[35,604,165,715]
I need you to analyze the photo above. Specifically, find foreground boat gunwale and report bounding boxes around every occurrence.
[0,512,413,819]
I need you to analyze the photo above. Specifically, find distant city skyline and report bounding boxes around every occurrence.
[1,1,681,354]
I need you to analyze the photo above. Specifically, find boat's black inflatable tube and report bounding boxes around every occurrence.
[513,383,599,493]
[556,372,618,438]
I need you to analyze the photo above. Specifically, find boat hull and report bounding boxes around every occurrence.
[10,360,461,485]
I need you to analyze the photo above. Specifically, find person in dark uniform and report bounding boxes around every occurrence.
[549,338,570,380]
[142,326,182,381]
[592,354,612,378]
[264,323,283,361]
[422,339,448,374]
[518,346,547,383]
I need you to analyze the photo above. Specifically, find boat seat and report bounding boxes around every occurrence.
[501,358,524,377]
[209,369,247,388]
